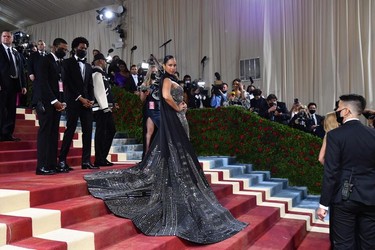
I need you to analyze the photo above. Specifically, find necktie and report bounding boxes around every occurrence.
[56,60,62,75]
[77,58,86,80]
[7,48,17,77]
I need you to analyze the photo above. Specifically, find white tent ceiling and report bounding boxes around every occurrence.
[0,0,117,32]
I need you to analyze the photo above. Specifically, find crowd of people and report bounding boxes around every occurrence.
[2,29,375,247]
[0,31,118,174]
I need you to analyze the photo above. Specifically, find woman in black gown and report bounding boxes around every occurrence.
[84,55,247,244]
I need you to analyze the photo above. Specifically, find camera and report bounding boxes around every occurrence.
[295,111,308,126]
[211,84,224,96]
[138,85,149,93]
[294,98,299,104]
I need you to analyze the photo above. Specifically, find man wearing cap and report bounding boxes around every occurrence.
[92,53,117,167]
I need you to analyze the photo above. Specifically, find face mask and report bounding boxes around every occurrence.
[309,109,316,114]
[76,49,87,59]
[335,110,344,125]
[55,48,66,59]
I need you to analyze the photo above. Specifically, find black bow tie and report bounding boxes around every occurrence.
[77,58,86,63]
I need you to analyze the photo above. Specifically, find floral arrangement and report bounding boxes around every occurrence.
[113,87,324,194]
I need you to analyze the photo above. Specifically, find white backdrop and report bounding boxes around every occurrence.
[26,0,375,115]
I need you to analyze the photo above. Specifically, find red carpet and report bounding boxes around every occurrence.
[0,108,331,249]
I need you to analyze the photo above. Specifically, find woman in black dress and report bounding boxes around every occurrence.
[84,55,247,244]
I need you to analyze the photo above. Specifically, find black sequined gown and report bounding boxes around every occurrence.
[84,74,247,244]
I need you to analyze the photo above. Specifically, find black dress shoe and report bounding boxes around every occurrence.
[3,135,21,141]
[56,166,69,173]
[36,167,56,175]
[94,160,112,167]
[58,161,70,169]
[59,161,74,170]
[82,162,100,169]
[105,159,114,166]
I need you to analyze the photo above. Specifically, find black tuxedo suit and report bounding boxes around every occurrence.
[0,44,26,139]
[321,120,375,248]
[27,51,47,105]
[124,75,138,93]
[306,113,324,137]
[59,56,94,164]
[36,54,63,170]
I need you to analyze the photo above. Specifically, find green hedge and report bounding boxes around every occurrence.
[112,87,324,194]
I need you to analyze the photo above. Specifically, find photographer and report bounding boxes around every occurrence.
[186,80,208,109]
[181,74,191,104]
[139,65,160,158]
[259,94,290,125]
[250,89,267,114]
[210,83,228,108]
[288,105,310,132]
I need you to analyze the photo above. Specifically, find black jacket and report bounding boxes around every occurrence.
[0,45,26,92]
[61,56,93,107]
[320,120,375,206]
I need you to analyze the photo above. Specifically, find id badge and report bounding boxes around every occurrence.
[58,80,64,92]
[149,101,155,110]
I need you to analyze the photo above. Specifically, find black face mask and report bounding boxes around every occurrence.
[55,48,66,59]
[309,109,316,114]
[76,49,87,59]
[335,110,344,125]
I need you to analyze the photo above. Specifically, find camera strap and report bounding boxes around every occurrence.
[348,167,354,191]
[349,167,353,180]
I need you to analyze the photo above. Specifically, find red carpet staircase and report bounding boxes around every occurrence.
[0,108,331,250]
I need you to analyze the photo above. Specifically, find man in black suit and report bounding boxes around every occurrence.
[58,37,98,170]
[317,94,375,249]
[121,62,138,94]
[35,38,68,175]
[0,30,27,142]
[27,40,47,107]
[129,64,140,91]
[259,94,290,125]
[307,102,325,138]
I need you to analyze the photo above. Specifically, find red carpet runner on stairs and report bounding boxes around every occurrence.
[0,108,331,249]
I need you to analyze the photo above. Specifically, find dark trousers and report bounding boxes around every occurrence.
[59,105,93,163]
[331,200,375,250]
[36,104,61,170]
[94,111,116,163]
[0,80,17,137]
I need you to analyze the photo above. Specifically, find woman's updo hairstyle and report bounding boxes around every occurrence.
[163,55,174,64]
